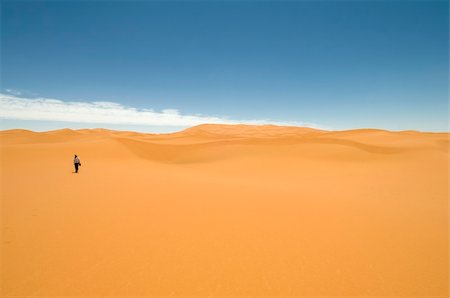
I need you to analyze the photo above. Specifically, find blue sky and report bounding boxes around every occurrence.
[1,0,448,132]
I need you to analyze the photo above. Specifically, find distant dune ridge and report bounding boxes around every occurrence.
[1,124,448,296]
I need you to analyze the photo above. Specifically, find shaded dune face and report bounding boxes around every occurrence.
[115,136,408,164]
[115,124,445,163]
[1,124,448,297]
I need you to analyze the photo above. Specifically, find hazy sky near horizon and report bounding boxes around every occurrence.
[1,0,448,132]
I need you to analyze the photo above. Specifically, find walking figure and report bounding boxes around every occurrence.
[74,154,81,173]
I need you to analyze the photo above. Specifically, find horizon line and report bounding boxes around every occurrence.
[1,123,448,135]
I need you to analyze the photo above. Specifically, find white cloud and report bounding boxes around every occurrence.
[161,109,179,115]
[0,93,321,129]
[5,89,22,96]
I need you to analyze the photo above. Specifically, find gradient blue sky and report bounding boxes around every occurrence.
[1,0,448,132]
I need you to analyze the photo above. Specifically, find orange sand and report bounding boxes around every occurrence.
[1,124,448,296]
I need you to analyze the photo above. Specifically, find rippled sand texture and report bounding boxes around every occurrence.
[1,124,448,296]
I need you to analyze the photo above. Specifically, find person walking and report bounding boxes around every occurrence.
[74,154,81,173]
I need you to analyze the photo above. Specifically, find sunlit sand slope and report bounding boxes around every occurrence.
[1,124,448,296]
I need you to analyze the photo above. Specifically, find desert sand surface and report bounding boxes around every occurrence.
[1,124,448,297]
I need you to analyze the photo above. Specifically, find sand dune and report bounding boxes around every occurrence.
[1,124,448,296]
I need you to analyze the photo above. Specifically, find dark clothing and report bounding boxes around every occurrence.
[74,163,79,173]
